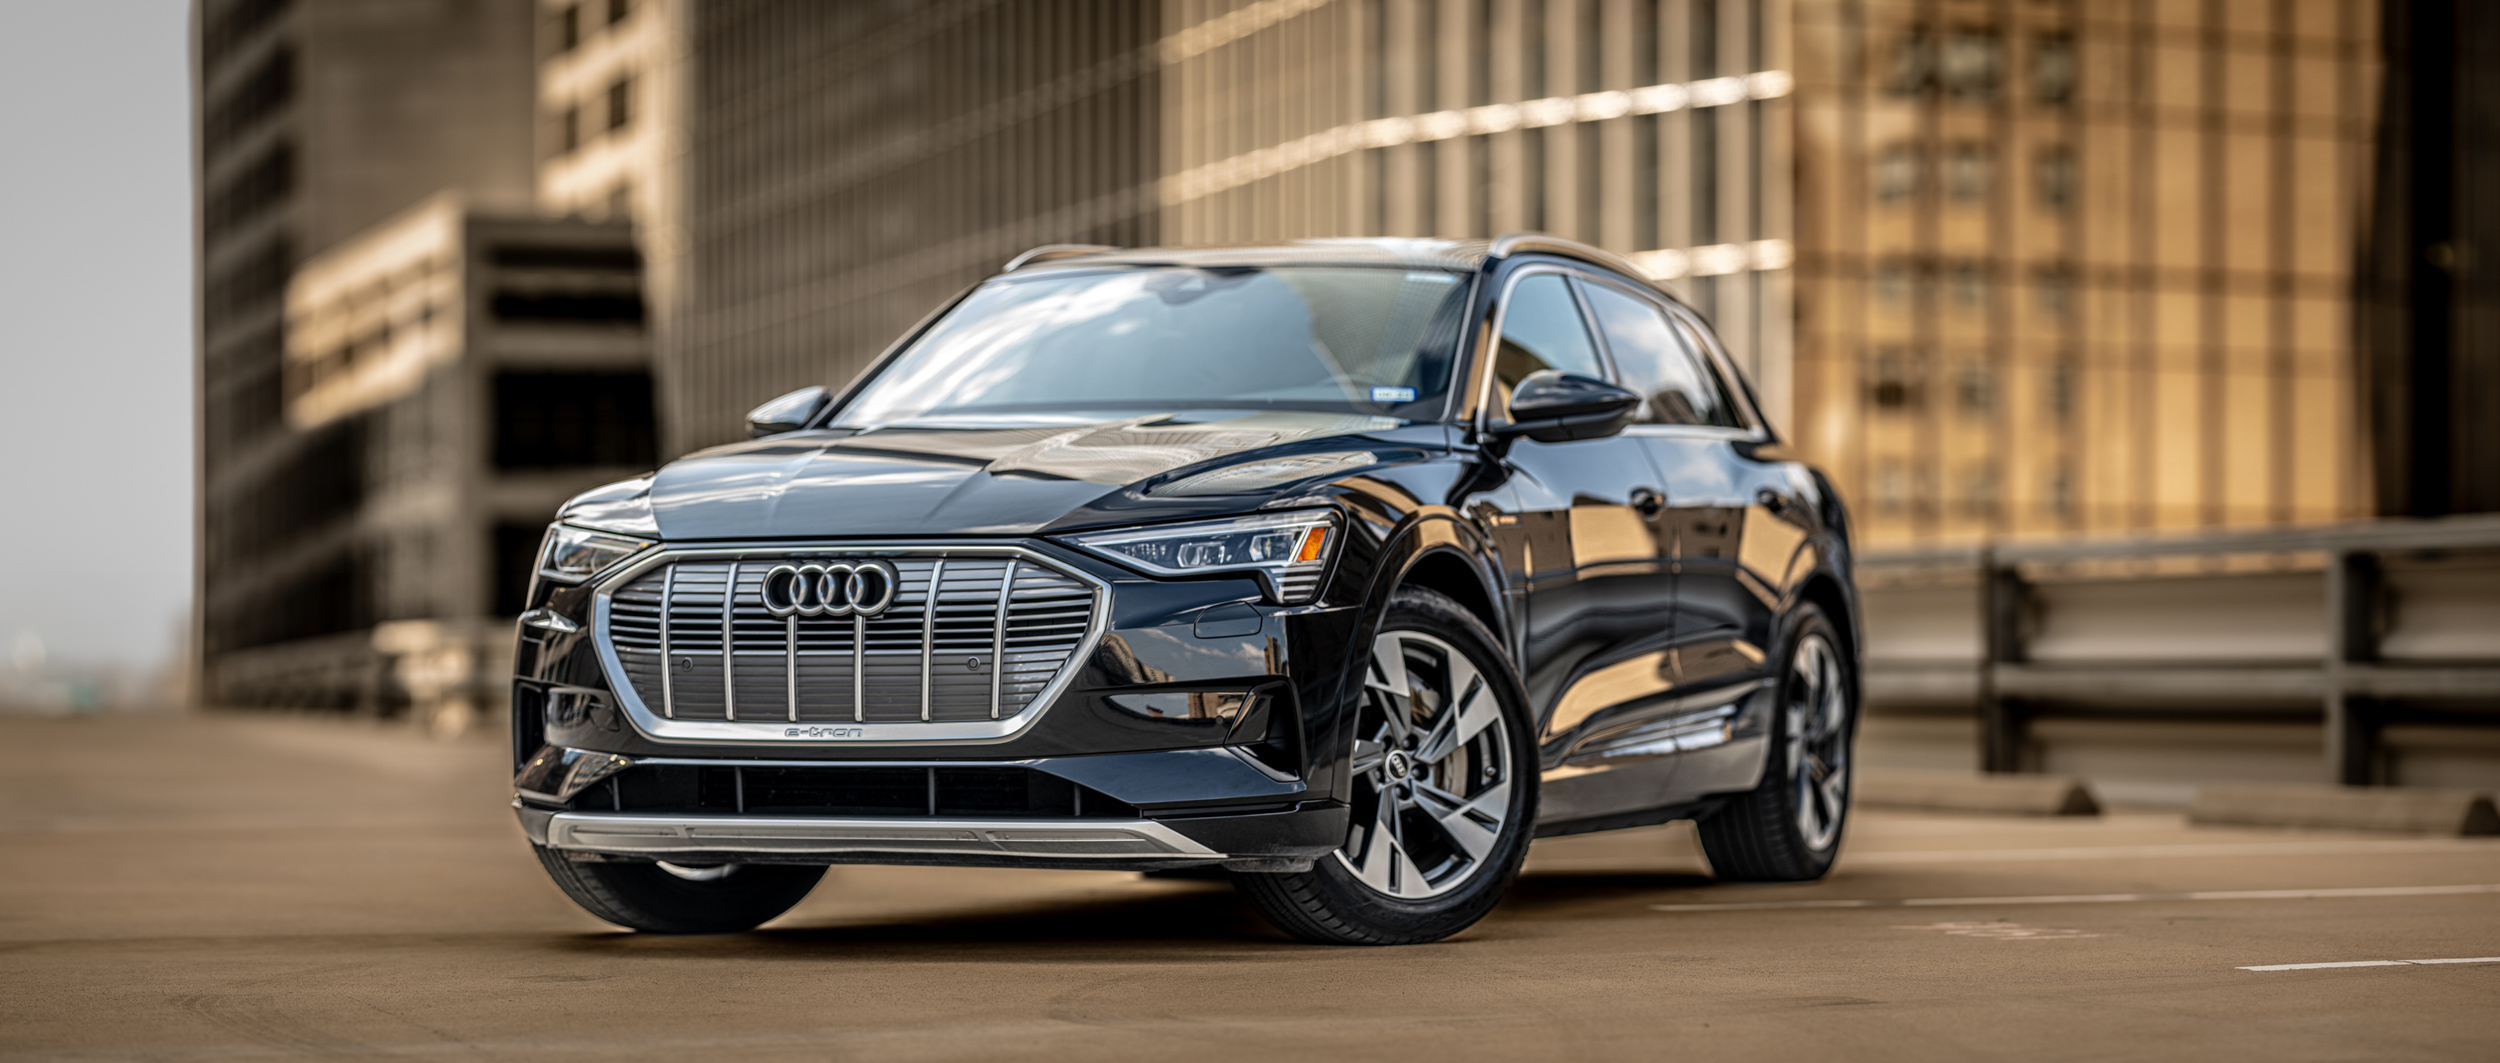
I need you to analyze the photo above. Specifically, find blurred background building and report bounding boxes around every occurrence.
[193,0,2496,781]
[537,0,1161,454]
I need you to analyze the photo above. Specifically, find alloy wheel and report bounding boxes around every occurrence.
[1333,629,1514,900]
[1785,632,1850,852]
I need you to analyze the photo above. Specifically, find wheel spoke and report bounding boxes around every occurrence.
[1819,762,1849,819]
[1412,778,1508,861]
[1350,737,1388,776]
[1415,672,1491,764]
[1350,788,1405,894]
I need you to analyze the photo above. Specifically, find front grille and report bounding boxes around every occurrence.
[604,552,1096,724]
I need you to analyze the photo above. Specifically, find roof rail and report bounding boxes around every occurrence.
[1002,243,1121,272]
[1488,232,1661,287]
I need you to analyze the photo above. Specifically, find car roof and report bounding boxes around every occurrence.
[1003,234,1669,297]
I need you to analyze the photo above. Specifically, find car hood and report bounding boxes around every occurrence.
[619,411,1441,540]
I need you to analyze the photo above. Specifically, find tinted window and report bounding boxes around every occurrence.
[1580,281,1735,427]
[837,266,1469,426]
[1490,273,1604,411]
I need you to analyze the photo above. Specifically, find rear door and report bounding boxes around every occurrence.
[1576,277,1788,691]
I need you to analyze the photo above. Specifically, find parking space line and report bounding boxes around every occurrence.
[2239,957,2500,972]
[1842,839,2500,865]
[1648,883,2500,912]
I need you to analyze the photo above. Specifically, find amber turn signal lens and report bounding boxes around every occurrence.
[1294,526,1328,562]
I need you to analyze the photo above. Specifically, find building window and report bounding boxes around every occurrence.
[1957,361,1995,415]
[490,289,645,324]
[491,371,658,470]
[494,523,546,617]
[1874,144,1920,204]
[1939,28,2002,100]
[2034,33,2076,105]
[1869,350,1918,410]
[606,77,633,133]
[2036,265,2075,320]
[606,0,630,26]
[1873,261,1912,305]
[1944,143,1992,203]
[1948,262,1988,310]
[204,44,295,153]
[2046,359,2076,422]
[1961,466,2000,518]
[1887,26,1932,95]
[1871,461,1911,513]
[559,105,581,153]
[557,4,580,52]
[204,139,295,240]
[2036,145,2075,210]
[2046,463,2074,518]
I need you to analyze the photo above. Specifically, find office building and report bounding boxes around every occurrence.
[535,0,1162,454]
[1789,0,2383,542]
[195,0,543,708]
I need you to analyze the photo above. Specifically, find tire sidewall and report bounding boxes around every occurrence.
[1766,603,1856,874]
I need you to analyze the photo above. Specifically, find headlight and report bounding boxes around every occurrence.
[537,524,655,584]
[1064,510,1340,603]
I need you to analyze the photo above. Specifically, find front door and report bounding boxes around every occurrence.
[1469,268,1677,773]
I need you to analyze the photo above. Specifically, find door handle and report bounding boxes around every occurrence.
[1630,487,1665,519]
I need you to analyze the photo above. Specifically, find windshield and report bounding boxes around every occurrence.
[833,266,1472,427]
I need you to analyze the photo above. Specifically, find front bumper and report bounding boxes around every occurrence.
[512,743,1350,871]
[512,538,1368,870]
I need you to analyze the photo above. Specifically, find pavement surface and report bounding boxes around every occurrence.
[2,712,2496,1062]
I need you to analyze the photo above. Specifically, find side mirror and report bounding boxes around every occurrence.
[746,386,831,438]
[1489,371,1641,443]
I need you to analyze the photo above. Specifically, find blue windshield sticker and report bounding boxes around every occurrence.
[1370,386,1419,403]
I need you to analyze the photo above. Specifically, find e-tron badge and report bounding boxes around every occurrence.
[757,560,900,618]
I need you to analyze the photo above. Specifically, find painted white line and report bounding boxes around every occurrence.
[1842,838,2500,865]
[2240,957,2500,972]
[1649,883,2500,912]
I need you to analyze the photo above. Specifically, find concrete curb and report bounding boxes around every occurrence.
[2189,784,2500,835]
[1857,772,2102,816]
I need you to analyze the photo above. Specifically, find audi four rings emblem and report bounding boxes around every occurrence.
[757,560,900,618]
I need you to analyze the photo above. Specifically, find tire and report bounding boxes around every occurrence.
[532,848,826,933]
[1696,603,1856,882]
[1233,587,1537,945]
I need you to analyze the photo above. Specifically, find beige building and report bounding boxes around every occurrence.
[1160,0,1801,430]
[1161,0,2386,547]
[1789,0,2382,544]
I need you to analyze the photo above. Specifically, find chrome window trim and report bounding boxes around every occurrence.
[1469,262,1607,438]
[590,541,1112,746]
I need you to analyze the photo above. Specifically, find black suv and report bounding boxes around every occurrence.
[511,235,1859,944]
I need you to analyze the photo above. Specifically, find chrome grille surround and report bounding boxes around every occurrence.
[591,543,1110,745]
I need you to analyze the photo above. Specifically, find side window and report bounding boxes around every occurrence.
[1581,280,1738,428]
[1490,272,1605,412]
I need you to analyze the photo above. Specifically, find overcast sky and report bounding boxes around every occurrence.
[0,2,193,674]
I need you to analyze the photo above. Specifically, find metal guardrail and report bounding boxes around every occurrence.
[1857,514,2500,785]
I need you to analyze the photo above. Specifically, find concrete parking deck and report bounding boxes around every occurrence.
[2,712,2494,1061]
